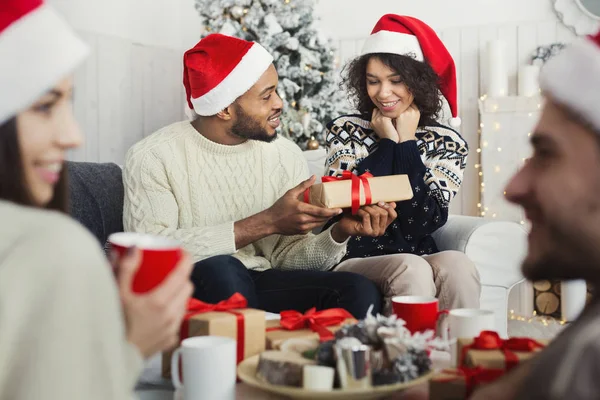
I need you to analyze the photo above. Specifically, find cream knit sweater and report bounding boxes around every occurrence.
[0,200,141,400]
[123,121,348,271]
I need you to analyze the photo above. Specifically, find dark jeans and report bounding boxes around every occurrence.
[191,255,382,318]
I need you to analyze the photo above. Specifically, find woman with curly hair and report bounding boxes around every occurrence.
[324,15,480,315]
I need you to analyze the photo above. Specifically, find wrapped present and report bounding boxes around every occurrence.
[457,331,547,371]
[266,307,355,350]
[429,367,505,400]
[162,293,265,378]
[302,172,413,214]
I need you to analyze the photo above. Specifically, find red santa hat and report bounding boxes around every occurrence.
[540,30,600,134]
[184,33,273,117]
[0,0,88,125]
[361,14,461,128]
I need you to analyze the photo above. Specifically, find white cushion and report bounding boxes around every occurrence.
[303,148,327,181]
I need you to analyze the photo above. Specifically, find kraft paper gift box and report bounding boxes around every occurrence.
[304,174,414,210]
[265,318,356,350]
[456,333,548,370]
[162,308,265,379]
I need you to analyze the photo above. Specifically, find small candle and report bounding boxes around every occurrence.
[302,365,335,391]
[519,65,540,97]
[561,280,587,322]
[487,40,508,97]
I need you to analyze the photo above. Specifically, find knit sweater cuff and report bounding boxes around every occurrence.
[321,224,349,255]
[396,140,425,172]
[211,221,236,253]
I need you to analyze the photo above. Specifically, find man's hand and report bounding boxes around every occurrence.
[395,104,420,143]
[371,109,399,142]
[263,175,343,236]
[331,202,397,243]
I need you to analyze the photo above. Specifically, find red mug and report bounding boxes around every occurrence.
[108,232,183,293]
[392,295,448,333]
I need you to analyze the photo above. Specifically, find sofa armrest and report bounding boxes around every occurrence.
[432,215,527,289]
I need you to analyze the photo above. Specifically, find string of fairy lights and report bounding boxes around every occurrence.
[477,94,542,225]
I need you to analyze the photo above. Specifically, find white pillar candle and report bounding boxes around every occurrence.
[487,40,508,97]
[303,365,335,391]
[561,280,587,322]
[518,65,540,97]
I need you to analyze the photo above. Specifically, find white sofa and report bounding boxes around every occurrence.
[303,148,528,337]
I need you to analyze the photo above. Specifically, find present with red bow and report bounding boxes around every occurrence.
[302,172,413,215]
[429,366,506,400]
[161,293,265,378]
[457,331,548,371]
[265,307,356,349]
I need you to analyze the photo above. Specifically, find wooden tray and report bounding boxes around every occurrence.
[237,355,433,400]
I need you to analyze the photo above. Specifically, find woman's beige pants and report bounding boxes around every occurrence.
[334,251,481,315]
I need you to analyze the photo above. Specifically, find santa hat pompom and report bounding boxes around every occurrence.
[449,117,462,128]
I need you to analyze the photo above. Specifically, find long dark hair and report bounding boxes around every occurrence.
[341,52,443,125]
[0,116,69,212]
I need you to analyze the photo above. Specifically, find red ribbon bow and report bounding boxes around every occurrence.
[460,330,545,371]
[440,366,505,396]
[268,307,353,342]
[304,171,373,215]
[181,293,248,364]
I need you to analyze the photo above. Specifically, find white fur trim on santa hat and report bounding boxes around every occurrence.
[449,117,462,128]
[361,30,424,61]
[540,38,600,133]
[191,43,273,116]
[0,4,88,125]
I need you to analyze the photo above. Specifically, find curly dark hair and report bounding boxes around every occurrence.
[341,52,443,125]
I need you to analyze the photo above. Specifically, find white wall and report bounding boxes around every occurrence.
[51,0,560,49]
[49,0,201,50]
[314,0,558,38]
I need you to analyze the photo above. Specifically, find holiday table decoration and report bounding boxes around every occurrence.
[456,331,547,371]
[162,293,265,378]
[265,307,355,350]
[242,308,444,398]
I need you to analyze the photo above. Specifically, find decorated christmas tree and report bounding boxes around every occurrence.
[194,0,350,148]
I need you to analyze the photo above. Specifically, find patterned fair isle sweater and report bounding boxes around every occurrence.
[123,121,348,271]
[323,114,468,260]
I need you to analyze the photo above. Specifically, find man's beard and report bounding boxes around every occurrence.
[230,105,278,143]
[522,216,600,283]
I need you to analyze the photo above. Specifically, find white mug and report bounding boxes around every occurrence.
[440,308,495,341]
[440,309,495,367]
[171,336,236,400]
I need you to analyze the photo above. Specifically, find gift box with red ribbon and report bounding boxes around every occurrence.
[302,172,413,215]
[162,293,265,379]
[265,307,356,350]
[457,331,547,371]
[429,366,506,400]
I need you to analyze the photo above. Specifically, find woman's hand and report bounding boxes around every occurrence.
[371,109,399,142]
[395,104,420,143]
[114,248,194,358]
